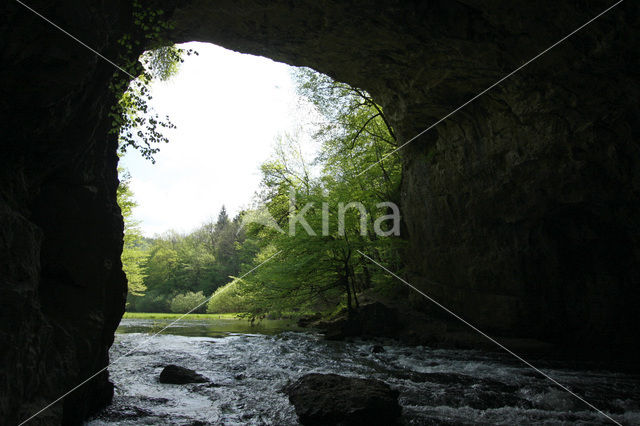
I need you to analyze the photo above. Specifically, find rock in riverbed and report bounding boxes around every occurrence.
[372,344,385,353]
[318,302,400,340]
[159,365,209,384]
[297,313,322,327]
[284,373,401,425]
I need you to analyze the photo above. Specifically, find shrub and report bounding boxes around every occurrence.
[129,294,170,313]
[169,291,208,314]
[206,280,250,313]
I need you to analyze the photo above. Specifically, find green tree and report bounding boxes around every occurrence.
[207,279,251,314]
[170,291,208,314]
[236,69,404,316]
[143,237,179,295]
[129,209,247,311]
[201,206,244,290]
[117,169,147,299]
[175,232,216,293]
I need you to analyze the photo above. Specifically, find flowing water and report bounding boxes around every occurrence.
[87,318,640,425]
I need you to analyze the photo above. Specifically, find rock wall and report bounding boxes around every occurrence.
[1,0,638,423]
[1,2,133,424]
[398,2,640,350]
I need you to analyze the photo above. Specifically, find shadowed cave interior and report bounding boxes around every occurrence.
[1,0,639,424]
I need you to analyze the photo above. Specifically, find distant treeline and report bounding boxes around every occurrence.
[125,206,255,313]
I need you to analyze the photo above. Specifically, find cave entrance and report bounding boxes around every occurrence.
[107,37,404,424]
[117,38,401,324]
[119,41,322,314]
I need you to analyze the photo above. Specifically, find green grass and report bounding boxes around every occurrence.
[123,312,242,320]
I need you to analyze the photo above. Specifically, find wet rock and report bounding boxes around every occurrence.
[140,396,170,405]
[297,313,322,327]
[159,365,209,384]
[392,371,527,410]
[357,303,400,338]
[319,302,400,340]
[97,404,154,421]
[284,373,401,425]
[321,316,361,341]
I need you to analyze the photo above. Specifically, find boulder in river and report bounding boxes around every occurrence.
[371,344,385,353]
[159,365,209,384]
[284,373,401,425]
[318,302,400,340]
[297,313,322,327]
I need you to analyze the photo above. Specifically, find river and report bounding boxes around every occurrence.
[87,318,640,425]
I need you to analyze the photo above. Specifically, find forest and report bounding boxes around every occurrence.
[120,68,404,318]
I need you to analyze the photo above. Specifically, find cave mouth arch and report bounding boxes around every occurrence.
[3,1,638,424]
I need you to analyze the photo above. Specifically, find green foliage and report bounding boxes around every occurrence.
[232,69,404,317]
[123,312,239,319]
[294,67,397,158]
[129,293,168,313]
[124,69,404,318]
[108,2,198,163]
[126,206,249,312]
[117,169,148,299]
[169,291,208,314]
[206,279,253,314]
[144,237,180,292]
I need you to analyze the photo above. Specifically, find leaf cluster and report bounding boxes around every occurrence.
[108,2,199,163]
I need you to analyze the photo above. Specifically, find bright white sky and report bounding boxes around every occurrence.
[120,42,318,237]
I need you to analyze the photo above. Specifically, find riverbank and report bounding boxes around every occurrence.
[123,312,242,320]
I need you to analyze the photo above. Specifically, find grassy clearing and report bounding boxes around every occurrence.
[123,312,242,320]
